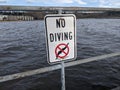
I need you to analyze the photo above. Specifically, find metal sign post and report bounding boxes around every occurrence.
[58,9,66,90]
[61,61,65,90]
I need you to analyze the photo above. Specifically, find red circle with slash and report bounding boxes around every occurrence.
[55,43,69,59]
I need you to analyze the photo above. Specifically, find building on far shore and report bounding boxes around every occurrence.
[0,15,7,21]
[0,15,34,21]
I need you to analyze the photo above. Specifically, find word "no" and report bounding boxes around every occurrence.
[56,18,65,28]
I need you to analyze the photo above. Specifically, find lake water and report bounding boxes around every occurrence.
[0,19,120,90]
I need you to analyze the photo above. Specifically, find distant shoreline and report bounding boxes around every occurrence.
[0,6,120,21]
[0,17,120,22]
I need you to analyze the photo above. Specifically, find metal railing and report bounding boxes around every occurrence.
[0,52,120,83]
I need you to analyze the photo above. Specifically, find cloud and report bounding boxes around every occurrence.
[91,0,98,2]
[75,0,87,5]
[27,0,72,3]
[27,0,87,5]
[99,0,120,8]
[0,0,7,3]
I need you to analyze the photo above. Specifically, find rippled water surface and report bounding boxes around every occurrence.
[0,19,120,90]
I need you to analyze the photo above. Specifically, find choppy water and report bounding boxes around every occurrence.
[0,19,120,90]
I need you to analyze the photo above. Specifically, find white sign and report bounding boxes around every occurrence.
[45,14,77,64]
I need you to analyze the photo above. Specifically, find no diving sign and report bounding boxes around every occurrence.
[45,14,77,64]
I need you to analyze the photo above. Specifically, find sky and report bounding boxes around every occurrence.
[0,0,120,8]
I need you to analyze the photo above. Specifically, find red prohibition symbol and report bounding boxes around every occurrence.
[55,43,69,59]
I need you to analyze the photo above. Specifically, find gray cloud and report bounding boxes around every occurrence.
[27,0,87,5]
[99,0,120,8]
[0,0,7,3]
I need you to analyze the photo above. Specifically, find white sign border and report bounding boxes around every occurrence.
[44,14,77,64]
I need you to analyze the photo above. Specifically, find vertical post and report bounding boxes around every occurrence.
[61,61,65,90]
[58,8,66,90]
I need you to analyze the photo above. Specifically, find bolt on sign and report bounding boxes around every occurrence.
[45,14,77,64]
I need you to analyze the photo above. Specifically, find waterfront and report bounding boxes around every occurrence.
[0,19,120,90]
